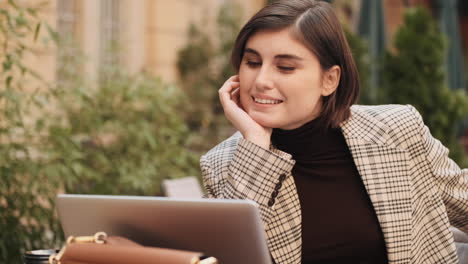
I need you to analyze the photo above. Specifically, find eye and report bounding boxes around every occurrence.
[246,61,261,68]
[277,66,295,71]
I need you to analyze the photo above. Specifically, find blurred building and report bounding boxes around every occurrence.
[51,0,265,84]
[20,0,468,90]
[23,0,264,86]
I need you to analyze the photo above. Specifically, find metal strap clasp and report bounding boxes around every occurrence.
[49,232,108,264]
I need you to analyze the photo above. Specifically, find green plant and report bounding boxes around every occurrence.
[177,2,242,154]
[381,7,468,163]
[1,2,200,263]
[45,66,199,195]
[177,24,217,132]
[344,27,372,105]
[0,1,63,263]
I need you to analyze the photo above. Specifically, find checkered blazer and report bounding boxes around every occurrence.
[200,104,468,264]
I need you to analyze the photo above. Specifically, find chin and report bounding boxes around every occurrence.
[249,113,284,129]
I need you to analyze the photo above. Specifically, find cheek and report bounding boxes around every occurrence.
[238,73,253,100]
[238,74,250,96]
[238,65,256,86]
[239,89,251,108]
[283,80,322,104]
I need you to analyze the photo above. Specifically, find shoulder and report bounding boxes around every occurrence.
[351,104,422,122]
[350,104,424,130]
[344,104,425,148]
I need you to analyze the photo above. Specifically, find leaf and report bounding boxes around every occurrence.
[26,7,38,17]
[3,56,13,71]
[5,76,13,88]
[34,22,41,41]
[45,23,59,43]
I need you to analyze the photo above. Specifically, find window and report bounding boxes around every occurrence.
[99,0,121,76]
[57,0,76,37]
[56,0,77,86]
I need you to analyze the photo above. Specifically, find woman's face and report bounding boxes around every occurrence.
[239,28,336,130]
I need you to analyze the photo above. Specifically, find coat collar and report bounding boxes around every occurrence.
[341,106,390,146]
[338,106,413,264]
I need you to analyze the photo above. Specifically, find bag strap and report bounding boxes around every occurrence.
[49,232,218,264]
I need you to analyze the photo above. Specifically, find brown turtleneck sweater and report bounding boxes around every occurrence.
[271,119,388,264]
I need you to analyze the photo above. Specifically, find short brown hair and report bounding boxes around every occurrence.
[231,0,359,128]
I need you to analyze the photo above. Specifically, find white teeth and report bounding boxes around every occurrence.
[254,97,282,104]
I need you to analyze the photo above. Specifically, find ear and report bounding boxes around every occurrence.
[321,65,341,96]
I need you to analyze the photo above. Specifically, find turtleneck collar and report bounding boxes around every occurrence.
[271,118,345,161]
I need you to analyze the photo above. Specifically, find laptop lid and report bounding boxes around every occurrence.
[56,194,272,264]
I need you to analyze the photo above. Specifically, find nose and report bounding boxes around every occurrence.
[254,65,274,91]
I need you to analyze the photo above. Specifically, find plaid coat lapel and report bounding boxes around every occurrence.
[340,106,412,264]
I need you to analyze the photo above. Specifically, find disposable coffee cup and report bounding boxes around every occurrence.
[23,249,59,264]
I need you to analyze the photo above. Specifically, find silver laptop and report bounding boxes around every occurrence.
[56,194,272,264]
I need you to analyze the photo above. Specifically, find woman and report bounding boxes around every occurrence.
[200,0,468,263]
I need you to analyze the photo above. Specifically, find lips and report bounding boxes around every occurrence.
[252,96,283,105]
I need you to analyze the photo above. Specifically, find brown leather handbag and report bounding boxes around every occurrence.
[49,232,218,264]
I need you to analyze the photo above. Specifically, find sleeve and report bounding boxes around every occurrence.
[200,138,295,224]
[409,105,468,233]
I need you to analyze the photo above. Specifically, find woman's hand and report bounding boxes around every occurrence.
[218,75,272,149]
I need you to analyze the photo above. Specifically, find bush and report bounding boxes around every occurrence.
[344,27,372,105]
[177,1,242,154]
[1,2,199,263]
[0,1,63,262]
[45,67,199,195]
[381,7,468,163]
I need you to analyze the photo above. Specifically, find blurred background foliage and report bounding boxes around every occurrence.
[380,7,468,165]
[177,1,242,154]
[1,0,467,263]
[1,1,63,261]
[345,26,371,105]
[47,65,199,196]
[1,1,198,263]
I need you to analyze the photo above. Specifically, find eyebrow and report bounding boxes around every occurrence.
[244,48,304,61]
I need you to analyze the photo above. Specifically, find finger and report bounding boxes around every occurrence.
[219,82,240,107]
[219,75,239,90]
[219,80,240,99]
[230,87,240,97]
[219,79,239,95]
[230,87,240,106]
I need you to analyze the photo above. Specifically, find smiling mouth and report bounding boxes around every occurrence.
[253,96,283,105]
